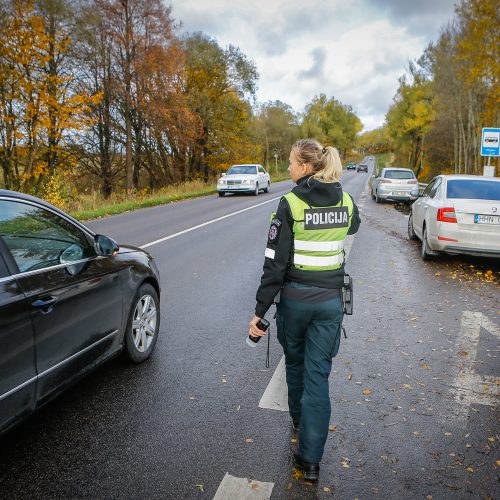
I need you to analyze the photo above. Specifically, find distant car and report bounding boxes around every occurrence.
[408,175,500,260]
[370,167,418,203]
[346,162,356,170]
[217,164,270,196]
[357,163,368,172]
[0,190,161,435]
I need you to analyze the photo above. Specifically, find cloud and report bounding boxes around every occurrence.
[298,47,327,79]
[169,0,457,130]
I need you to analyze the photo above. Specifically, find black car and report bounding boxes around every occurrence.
[0,190,161,435]
[346,162,356,170]
[357,163,368,172]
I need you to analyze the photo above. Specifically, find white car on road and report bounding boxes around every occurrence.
[408,175,500,259]
[217,164,271,197]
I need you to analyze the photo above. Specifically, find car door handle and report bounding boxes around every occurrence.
[32,296,57,314]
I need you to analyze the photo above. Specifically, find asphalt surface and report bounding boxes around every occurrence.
[0,160,498,499]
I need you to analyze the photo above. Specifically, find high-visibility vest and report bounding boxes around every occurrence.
[283,191,353,271]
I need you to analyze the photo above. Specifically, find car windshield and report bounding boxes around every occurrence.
[226,165,257,175]
[447,179,500,200]
[384,170,415,179]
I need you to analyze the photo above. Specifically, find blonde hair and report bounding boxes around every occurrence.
[292,139,342,183]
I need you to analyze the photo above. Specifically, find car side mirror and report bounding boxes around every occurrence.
[94,234,119,256]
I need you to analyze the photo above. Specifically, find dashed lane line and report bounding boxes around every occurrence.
[212,473,273,500]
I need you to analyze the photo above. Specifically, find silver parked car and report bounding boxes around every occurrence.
[217,164,271,197]
[370,168,419,203]
[408,175,500,260]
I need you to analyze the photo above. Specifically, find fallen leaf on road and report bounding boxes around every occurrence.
[362,389,371,395]
[444,432,452,436]
[329,425,337,432]
[250,483,259,490]
[245,437,253,443]
[465,444,472,448]
[323,486,332,492]
[410,317,418,321]
[426,496,433,500]
[287,482,293,490]
[465,467,474,473]
[236,405,240,411]
[458,351,468,357]
[420,364,431,370]
[487,436,496,442]
[292,467,303,479]
[371,487,379,494]
[495,461,500,467]
[341,458,350,468]
[413,431,421,437]
[402,384,413,389]
[418,383,427,387]
[189,396,196,400]
[195,484,204,492]
[222,378,227,383]
[348,374,352,380]
[291,438,297,443]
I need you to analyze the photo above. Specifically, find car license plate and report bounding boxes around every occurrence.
[392,191,408,196]
[474,214,500,224]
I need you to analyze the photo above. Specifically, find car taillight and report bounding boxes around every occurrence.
[407,180,418,184]
[379,179,392,183]
[437,207,457,223]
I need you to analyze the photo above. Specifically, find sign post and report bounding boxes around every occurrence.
[481,127,499,176]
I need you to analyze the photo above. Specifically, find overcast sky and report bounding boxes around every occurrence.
[170,0,458,131]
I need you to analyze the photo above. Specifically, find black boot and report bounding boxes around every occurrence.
[293,452,320,481]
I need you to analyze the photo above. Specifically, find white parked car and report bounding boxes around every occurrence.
[217,164,271,197]
[408,175,500,259]
[370,167,419,203]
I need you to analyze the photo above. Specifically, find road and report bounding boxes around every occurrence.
[0,159,498,499]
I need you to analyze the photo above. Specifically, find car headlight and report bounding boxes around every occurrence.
[242,179,254,185]
[218,179,226,185]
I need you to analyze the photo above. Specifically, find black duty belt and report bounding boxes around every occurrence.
[281,282,341,303]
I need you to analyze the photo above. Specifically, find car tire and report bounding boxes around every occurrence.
[218,192,225,197]
[371,190,375,200]
[123,283,160,363]
[408,212,418,241]
[421,226,433,261]
[264,182,270,193]
[254,183,259,196]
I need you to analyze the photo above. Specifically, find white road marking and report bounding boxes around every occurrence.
[259,356,288,411]
[140,196,282,249]
[450,311,499,420]
[212,473,273,500]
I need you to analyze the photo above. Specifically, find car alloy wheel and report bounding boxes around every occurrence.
[421,227,432,261]
[264,182,270,193]
[124,283,160,363]
[408,213,418,240]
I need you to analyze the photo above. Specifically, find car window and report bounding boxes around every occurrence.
[227,165,257,175]
[422,178,437,197]
[384,170,415,179]
[0,200,93,273]
[429,178,442,198]
[447,180,500,200]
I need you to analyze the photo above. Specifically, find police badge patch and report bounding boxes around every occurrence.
[268,219,282,242]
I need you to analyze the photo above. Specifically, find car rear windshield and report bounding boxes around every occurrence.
[384,170,415,179]
[227,165,257,175]
[447,179,500,200]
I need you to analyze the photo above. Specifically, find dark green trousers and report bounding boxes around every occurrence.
[276,282,343,463]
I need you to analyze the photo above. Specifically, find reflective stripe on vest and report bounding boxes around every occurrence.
[284,190,353,271]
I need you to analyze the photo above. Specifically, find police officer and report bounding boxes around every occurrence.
[249,139,361,481]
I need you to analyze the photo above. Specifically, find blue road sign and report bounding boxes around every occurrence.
[481,127,500,157]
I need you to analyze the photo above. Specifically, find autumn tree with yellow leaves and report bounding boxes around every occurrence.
[0,0,100,194]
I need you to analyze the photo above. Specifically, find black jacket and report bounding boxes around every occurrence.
[255,175,361,317]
